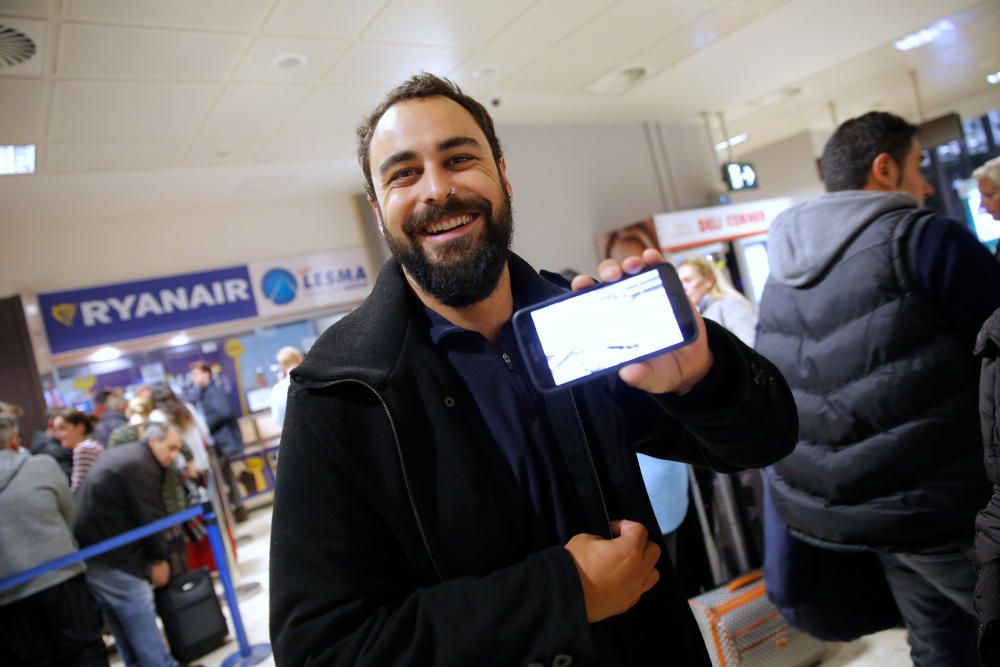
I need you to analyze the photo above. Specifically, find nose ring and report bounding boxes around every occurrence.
[447,185,456,198]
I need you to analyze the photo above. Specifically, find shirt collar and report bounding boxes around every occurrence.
[423,259,542,345]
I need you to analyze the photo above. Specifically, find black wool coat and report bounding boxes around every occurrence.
[974,309,1000,666]
[269,254,797,666]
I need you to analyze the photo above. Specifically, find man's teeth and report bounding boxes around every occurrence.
[426,214,474,235]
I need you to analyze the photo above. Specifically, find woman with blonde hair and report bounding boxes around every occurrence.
[973,155,1000,223]
[677,256,758,347]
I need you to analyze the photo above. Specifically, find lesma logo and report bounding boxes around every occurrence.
[261,265,369,306]
[261,269,298,305]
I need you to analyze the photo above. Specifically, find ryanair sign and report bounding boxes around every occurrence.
[38,267,258,354]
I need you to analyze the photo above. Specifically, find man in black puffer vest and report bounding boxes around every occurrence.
[756,111,1000,667]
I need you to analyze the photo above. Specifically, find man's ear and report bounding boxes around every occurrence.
[866,152,899,192]
[498,157,513,200]
[367,195,386,235]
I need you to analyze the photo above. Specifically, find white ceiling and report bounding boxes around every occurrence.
[1,0,998,215]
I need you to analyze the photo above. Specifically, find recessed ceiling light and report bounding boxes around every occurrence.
[894,20,954,51]
[988,71,1000,85]
[273,53,308,70]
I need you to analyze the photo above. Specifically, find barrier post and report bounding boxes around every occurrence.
[202,501,271,666]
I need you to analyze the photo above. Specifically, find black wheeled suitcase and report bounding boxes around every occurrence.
[155,567,229,663]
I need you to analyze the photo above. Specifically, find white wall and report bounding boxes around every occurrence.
[3,194,362,296]
[4,120,720,297]
[500,120,718,274]
[729,129,829,205]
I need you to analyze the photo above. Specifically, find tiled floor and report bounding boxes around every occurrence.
[120,505,913,666]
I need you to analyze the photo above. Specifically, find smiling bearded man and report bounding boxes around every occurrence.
[268,73,798,667]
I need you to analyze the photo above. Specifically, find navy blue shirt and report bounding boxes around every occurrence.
[424,299,587,550]
[424,284,629,665]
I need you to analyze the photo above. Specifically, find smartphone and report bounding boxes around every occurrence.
[513,263,699,392]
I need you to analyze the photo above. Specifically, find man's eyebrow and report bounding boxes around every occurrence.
[379,150,416,179]
[439,136,481,152]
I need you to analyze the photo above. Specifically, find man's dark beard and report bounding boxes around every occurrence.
[382,191,513,308]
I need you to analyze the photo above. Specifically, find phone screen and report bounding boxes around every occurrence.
[519,266,692,389]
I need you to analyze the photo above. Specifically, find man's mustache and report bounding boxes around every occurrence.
[403,195,492,235]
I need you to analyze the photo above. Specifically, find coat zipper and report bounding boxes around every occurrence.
[569,389,613,537]
[327,378,446,582]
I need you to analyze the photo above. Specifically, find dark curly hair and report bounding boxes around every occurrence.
[356,73,503,201]
[819,111,919,192]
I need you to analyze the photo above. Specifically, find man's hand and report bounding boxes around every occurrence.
[150,560,170,588]
[564,519,661,623]
[571,248,713,394]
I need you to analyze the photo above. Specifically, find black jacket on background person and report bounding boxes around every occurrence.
[757,192,991,550]
[198,382,244,456]
[92,409,127,447]
[269,254,797,666]
[974,309,1000,666]
[73,442,168,580]
[30,431,72,481]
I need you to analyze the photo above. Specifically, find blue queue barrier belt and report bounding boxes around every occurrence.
[0,501,271,667]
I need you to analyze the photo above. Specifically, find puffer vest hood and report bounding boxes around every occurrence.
[756,199,988,551]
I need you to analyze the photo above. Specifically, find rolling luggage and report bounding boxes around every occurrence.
[155,567,229,663]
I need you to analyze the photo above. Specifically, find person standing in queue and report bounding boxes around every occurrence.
[269,73,797,666]
[55,410,103,492]
[189,361,248,522]
[269,346,303,430]
[73,423,183,667]
[677,256,758,348]
[0,413,108,666]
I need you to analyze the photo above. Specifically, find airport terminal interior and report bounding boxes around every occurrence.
[1,0,999,665]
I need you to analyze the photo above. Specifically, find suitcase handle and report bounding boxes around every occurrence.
[725,571,763,592]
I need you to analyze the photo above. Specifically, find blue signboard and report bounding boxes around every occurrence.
[39,266,259,354]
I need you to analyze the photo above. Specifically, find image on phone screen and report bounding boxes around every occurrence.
[529,270,686,386]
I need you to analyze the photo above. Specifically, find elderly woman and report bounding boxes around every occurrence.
[677,256,758,347]
[974,156,1000,223]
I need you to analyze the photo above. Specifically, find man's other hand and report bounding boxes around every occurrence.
[571,248,713,394]
[150,560,170,588]
[564,519,661,623]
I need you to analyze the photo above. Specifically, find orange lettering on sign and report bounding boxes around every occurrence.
[726,210,766,226]
[697,217,723,232]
